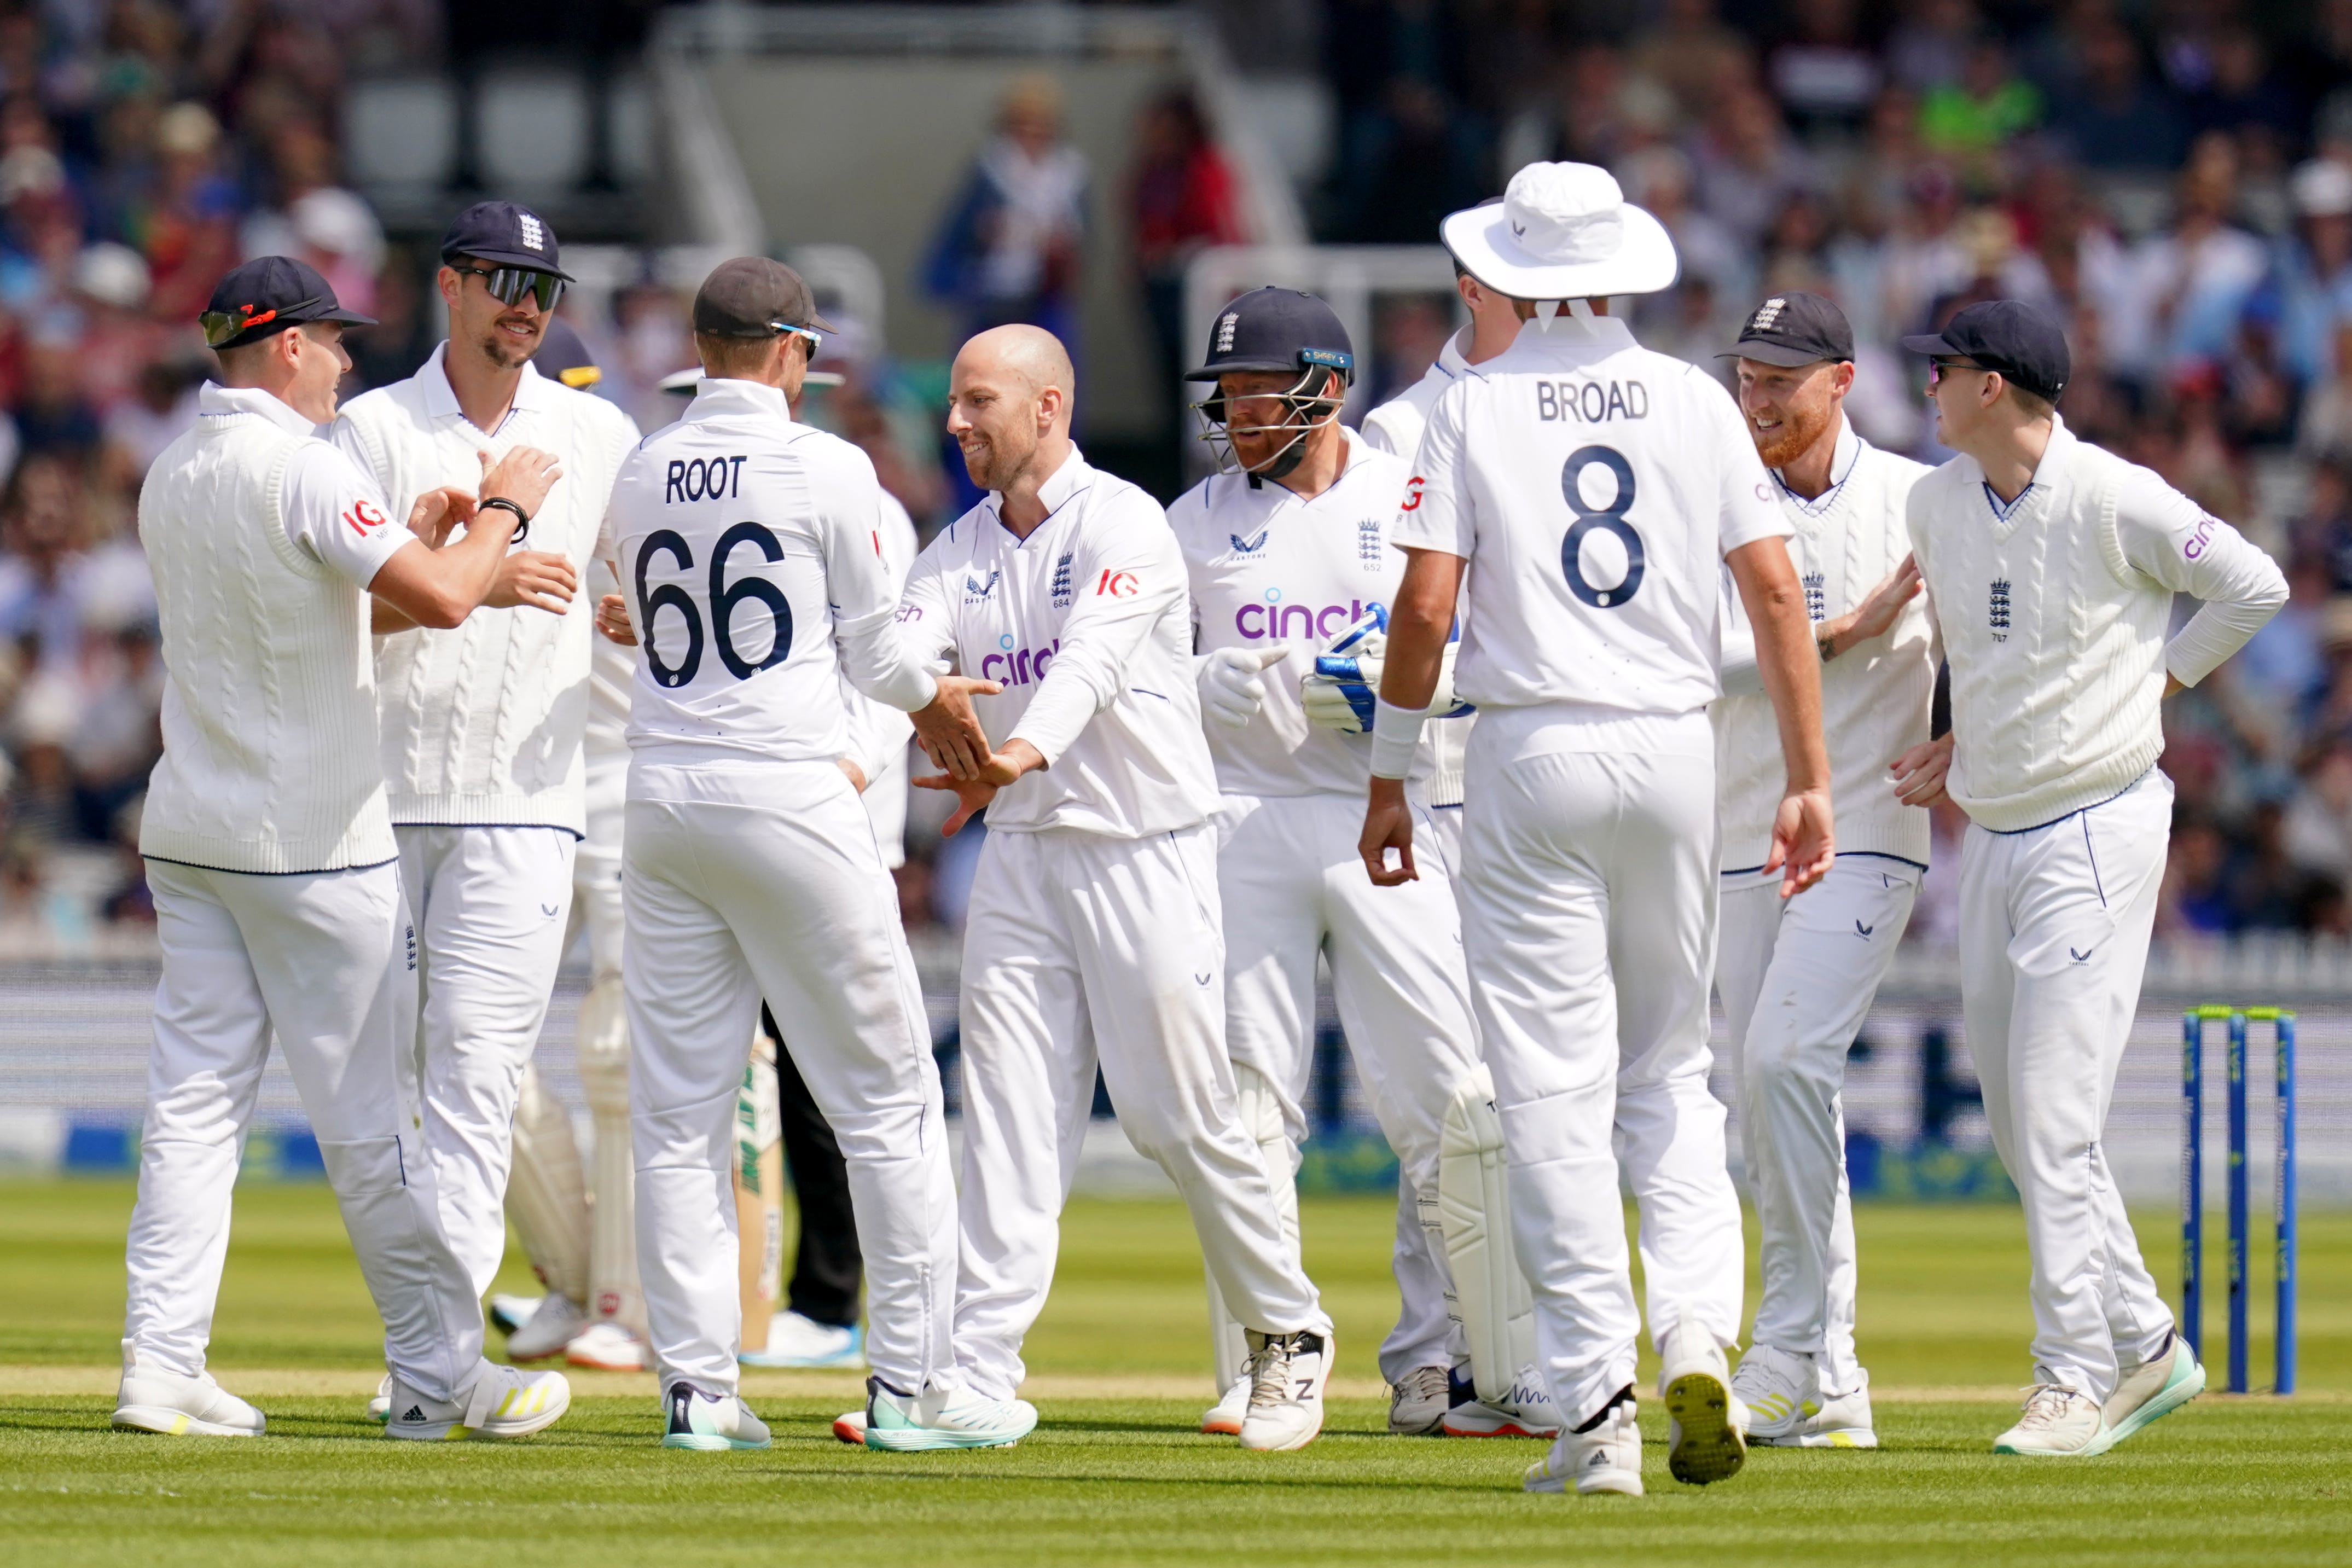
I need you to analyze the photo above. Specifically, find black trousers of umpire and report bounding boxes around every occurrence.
[761,1003,863,1328]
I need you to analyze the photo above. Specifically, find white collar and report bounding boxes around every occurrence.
[419,340,554,427]
[1971,414,2071,522]
[1481,311,1638,370]
[1435,328,1471,378]
[197,380,320,437]
[683,376,793,423]
[987,444,1094,542]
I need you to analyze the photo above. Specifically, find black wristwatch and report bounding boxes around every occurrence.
[479,496,530,543]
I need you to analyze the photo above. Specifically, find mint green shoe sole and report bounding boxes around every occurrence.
[2094,1356,2206,1454]
[661,1433,770,1451]
[864,1416,1037,1452]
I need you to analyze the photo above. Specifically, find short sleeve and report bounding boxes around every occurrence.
[1387,382,1474,559]
[1706,378,1790,557]
[280,442,410,590]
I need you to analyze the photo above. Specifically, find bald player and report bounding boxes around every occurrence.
[884,325,1334,1452]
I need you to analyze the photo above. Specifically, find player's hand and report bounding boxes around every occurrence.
[478,445,563,519]
[1766,785,1835,899]
[596,593,636,646]
[1829,553,1923,653]
[485,550,578,613]
[1890,734,1954,809]
[835,757,868,794]
[910,674,1002,780]
[1197,644,1287,730]
[914,771,998,835]
[1359,776,1418,887]
[406,485,476,546]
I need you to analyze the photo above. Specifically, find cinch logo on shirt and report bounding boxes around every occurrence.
[1236,598,1383,640]
[2185,514,2219,559]
[981,637,1060,686]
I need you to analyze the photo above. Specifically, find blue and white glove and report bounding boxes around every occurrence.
[1300,606,1472,734]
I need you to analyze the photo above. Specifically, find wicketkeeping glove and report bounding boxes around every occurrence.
[1196,644,1290,730]
[1300,606,1473,734]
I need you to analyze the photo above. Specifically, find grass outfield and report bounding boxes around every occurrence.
[0,1180,2346,1566]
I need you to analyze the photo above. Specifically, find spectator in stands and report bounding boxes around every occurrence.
[2047,19,2191,171]
[2104,134,2267,382]
[1917,32,2041,161]
[922,73,1088,346]
[1128,89,1242,405]
[1766,0,1882,132]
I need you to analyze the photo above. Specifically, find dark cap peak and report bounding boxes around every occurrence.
[1901,298,2070,404]
[692,256,836,340]
[202,255,373,350]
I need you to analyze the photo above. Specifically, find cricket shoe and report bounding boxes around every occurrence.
[488,1293,542,1336]
[661,1385,771,1451]
[1387,1364,1449,1435]
[1203,1375,1249,1436]
[1524,1388,1641,1496]
[863,1378,1037,1451]
[833,1408,868,1445]
[504,1292,587,1363]
[382,1362,571,1442]
[112,1341,264,1438]
[1238,1329,1329,1452]
[2099,1332,2204,1451]
[1440,1364,1563,1438]
[740,1311,866,1370]
[565,1320,650,1371]
[1658,1322,1746,1485]
[1732,1344,1878,1448]
[1993,1384,2107,1456]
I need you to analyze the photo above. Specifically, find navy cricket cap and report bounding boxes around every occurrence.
[532,317,600,390]
[1186,287,1355,384]
[201,255,374,351]
[693,255,836,339]
[1901,299,2070,403]
[1723,291,1854,368]
[439,199,571,279]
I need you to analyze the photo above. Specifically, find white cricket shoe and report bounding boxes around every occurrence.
[504,1292,587,1363]
[1440,1364,1564,1438]
[1994,1384,2106,1456]
[565,1319,650,1371]
[1730,1343,1877,1448]
[862,1378,1037,1451]
[1237,1329,1329,1452]
[382,1361,571,1442]
[1658,1322,1746,1485]
[1203,1375,1249,1436]
[487,1294,542,1336]
[740,1311,866,1370]
[1387,1364,1449,1435]
[1524,1390,1641,1496]
[112,1341,264,1438]
[833,1407,868,1445]
[660,1385,771,1450]
[2100,1332,2204,1451]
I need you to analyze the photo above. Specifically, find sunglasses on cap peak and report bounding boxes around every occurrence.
[200,295,322,349]
[451,263,566,312]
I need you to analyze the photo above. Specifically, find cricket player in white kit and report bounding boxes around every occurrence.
[119,256,571,1442]
[899,324,1334,1452]
[332,205,641,1411]
[1171,286,1554,1442]
[599,258,1008,1451]
[1712,292,1935,1449]
[1361,163,1834,1496]
[1893,300,2284,1455]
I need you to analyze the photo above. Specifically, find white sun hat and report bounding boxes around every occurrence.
[1441,161,1679,304]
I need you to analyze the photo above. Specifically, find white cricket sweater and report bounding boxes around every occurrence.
[332,344,640,835]
[138,396,397,874]
[1908,416,2286,832]
[1714,421,1935,869]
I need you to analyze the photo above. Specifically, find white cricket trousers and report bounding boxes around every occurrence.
[1717,856,1919,1396]
[1217,790,1479,1381]
[1457,708,1745,1427]
[125,860,481,1400]
[955,823,1330,1401]
[399,824,577,1299]
[1959,770,2176,1400]
[624,760,956,1401]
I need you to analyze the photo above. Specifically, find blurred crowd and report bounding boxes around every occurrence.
[14,0,2352,952]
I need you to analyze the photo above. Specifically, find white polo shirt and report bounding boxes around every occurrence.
[899,446,1219,838]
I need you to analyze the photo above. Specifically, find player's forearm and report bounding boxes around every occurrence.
[1375,549,1462,711]
[369,515,521,630]
[1730,539,1830,794]
[2159,532,2288,689]
[1007,576,1170,763]
[834,603,940,713]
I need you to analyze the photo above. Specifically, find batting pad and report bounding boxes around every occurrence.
[1438,1065,1535,1406]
